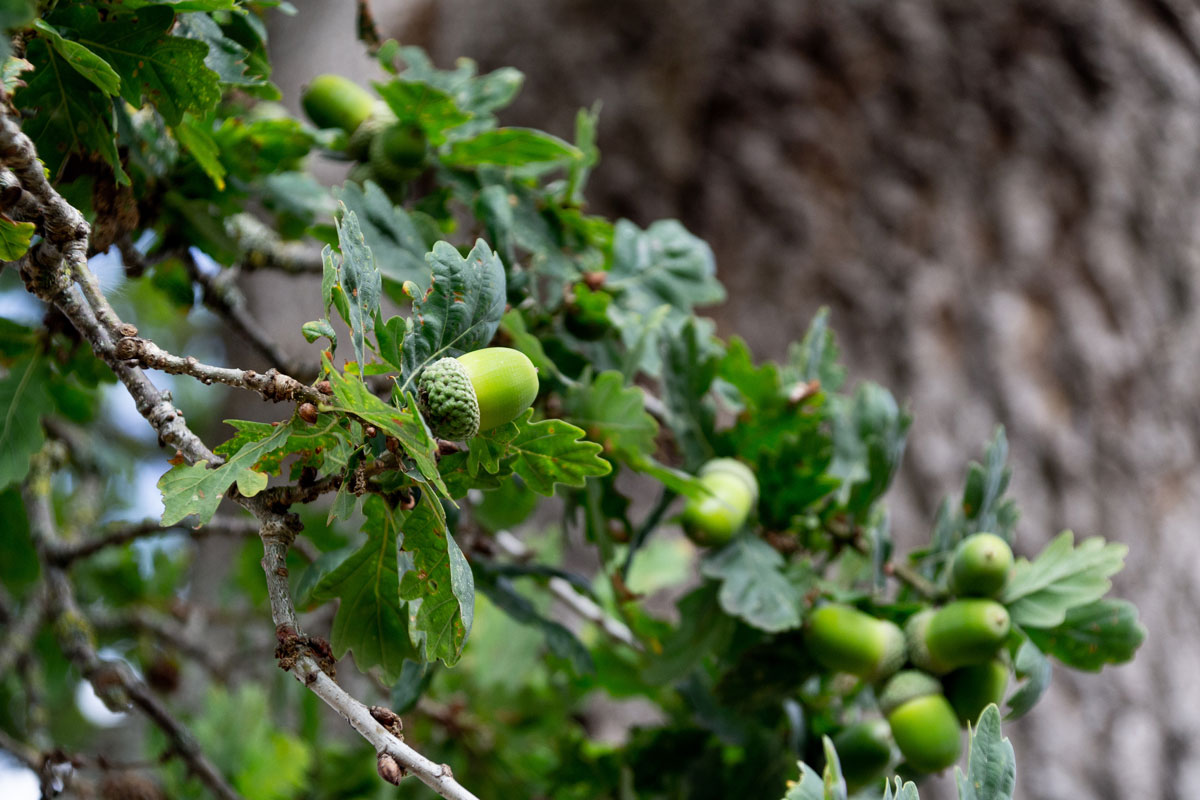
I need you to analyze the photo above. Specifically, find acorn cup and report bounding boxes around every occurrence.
[804,603,906,682]
[417,347,539,441]
[681,458,759,546]
[879,670,962,773]
[369,122,428,185]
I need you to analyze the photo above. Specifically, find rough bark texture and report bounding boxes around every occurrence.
[270,1,1200,795]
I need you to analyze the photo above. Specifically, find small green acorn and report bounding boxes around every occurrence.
[804,603,906,682]
[369,122,428,185]
[909,600,1011,673]
[949,532,1014,597]
[301,74,375,134]
[879,670,962,773]
[681,458,758,545]
[417,347,539,441]
[346,103,397,160]
[944,659,1009,724]
[831,719,893,791]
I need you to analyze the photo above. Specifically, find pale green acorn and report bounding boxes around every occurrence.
[301,74,375,134]
[681,458,759,546]
[949,532,1014,597]
[906,600,1011,674]
[417,347,539,441]
[804,603,906,682]
[879,670,962,773]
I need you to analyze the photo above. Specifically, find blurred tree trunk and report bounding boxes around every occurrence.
[413,1,1200,796]
[265,1,1200,795]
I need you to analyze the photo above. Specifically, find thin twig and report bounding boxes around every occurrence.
[621,486,676,580]
[883,560,943,600]
[641,390,668,423]
[46,516,261,565]
[826,517,943,600]
[88,606,229,679]
[493,531,643,651]
[0,728,40,770]
[113,334,327,405]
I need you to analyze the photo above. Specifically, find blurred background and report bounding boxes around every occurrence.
[258,1,1200,797]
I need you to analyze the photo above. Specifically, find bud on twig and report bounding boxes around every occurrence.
[369,705,404,738]
[376,752,405,785]
[298,403,318,424]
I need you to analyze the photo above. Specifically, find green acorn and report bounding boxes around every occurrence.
[301,74,375,134]
[804,603,906,682]
[908,600,1011,673]
[949,532,1014,597]
[369,122,428,185]
[831,719,893,791]
[681,458,758,545]
[944,659,1009,724]
[417,347,539,441]
[346,103,397,161]
[879,670,962,773]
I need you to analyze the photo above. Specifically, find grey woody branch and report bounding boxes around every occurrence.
[0,584,47,679]
[88,606,229,679]
[1,97,481,800]
[260,521,480,800]
[228,212,325,274]
[44,516,262,565]
[113,334,328,405]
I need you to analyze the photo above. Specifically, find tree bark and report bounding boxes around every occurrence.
[411,0,1200,796]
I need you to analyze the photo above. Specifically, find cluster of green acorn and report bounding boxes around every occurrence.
[413,350,1017,787]
[301,74,429,195]
[804,532,1016,786]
